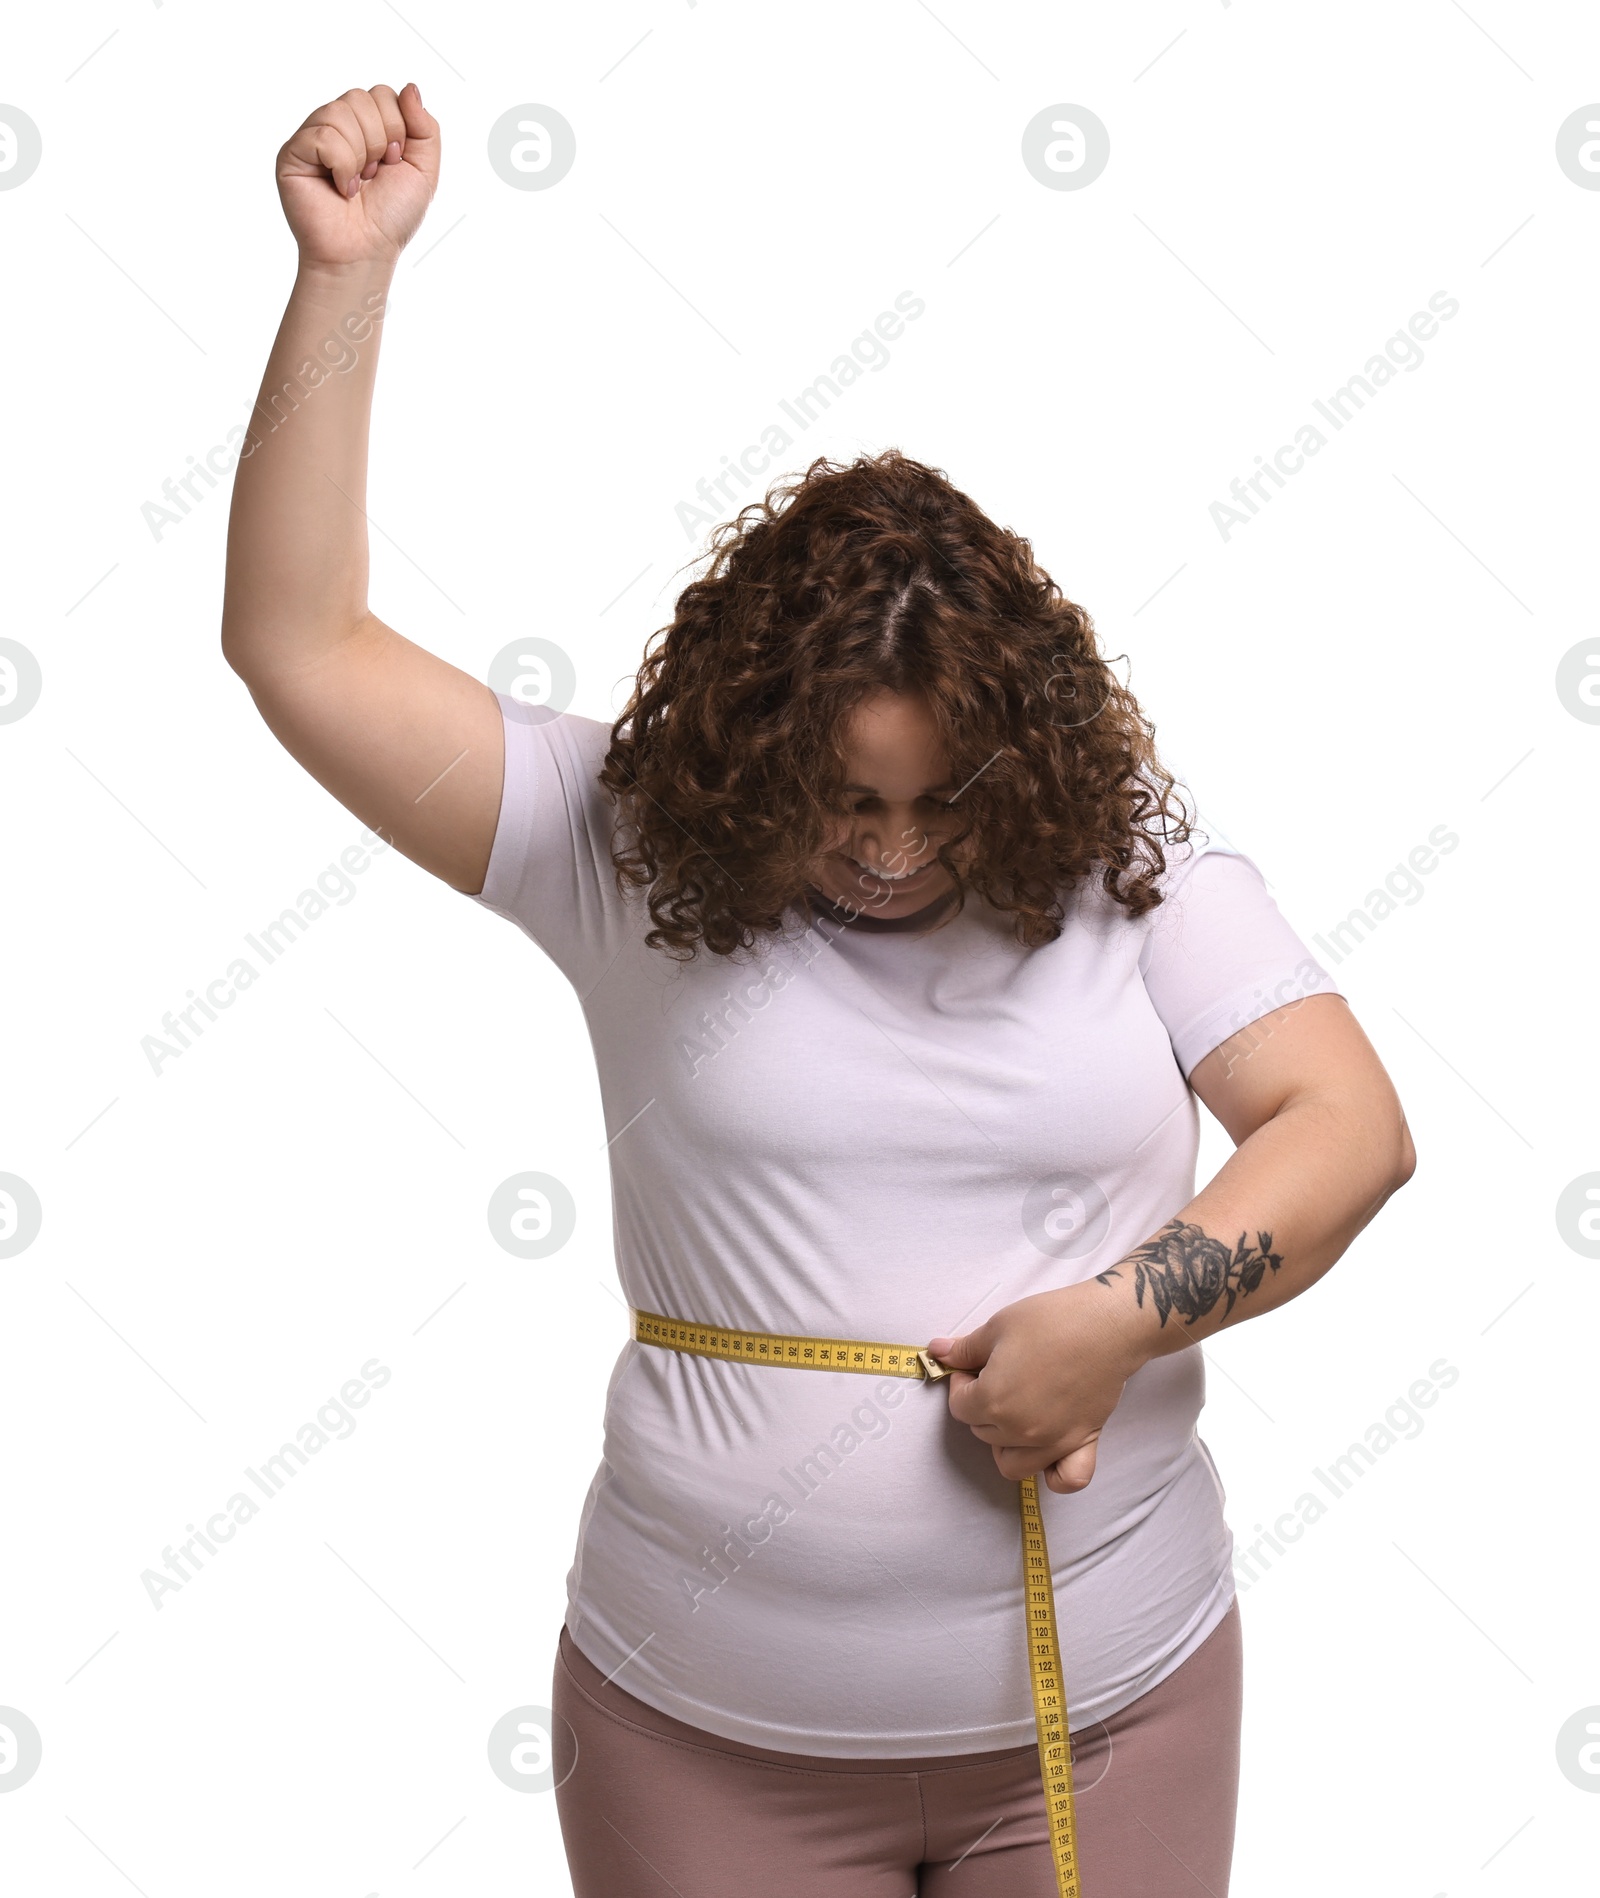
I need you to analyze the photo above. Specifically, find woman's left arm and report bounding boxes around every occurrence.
[1100,991,1416,1360]
[928,993,1416,1492]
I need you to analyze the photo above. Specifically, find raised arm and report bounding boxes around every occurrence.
[221,83,503,896]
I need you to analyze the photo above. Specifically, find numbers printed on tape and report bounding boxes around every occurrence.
[633,1311,927,1378]
[1020,1476,1082,1898]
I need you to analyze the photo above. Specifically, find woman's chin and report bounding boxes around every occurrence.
[810,862,956,920]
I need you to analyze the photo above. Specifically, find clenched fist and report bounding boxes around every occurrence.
[277,83,440,268]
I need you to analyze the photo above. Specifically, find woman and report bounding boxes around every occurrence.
[223,85,1416,1898]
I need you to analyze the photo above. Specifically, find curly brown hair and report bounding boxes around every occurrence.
[598,448,1197,961]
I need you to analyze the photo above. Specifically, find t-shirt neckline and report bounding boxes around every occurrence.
[799,883,963,935]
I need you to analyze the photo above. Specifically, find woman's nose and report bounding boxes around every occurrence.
[853,822,931,864]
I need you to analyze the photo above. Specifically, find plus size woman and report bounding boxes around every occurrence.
[223,86,1416,1898]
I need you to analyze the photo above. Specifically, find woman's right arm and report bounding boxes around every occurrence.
[221,82,504,896]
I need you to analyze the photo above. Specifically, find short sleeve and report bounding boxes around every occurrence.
[1138,844,1344,1079]
[467,694,640,993]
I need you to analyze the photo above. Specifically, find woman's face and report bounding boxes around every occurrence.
[806,689,966,920]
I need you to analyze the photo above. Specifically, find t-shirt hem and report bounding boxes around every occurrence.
[1081,1567,1239,1726]
[1169,967,1345,1078]
[560,1569,1239,1759]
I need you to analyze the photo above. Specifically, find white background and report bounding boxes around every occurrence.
[2,2,1596,1894]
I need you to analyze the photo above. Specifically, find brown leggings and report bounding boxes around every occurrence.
[550,1596,1243,1897]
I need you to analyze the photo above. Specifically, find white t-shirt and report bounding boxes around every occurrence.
[469,696,1343,1756]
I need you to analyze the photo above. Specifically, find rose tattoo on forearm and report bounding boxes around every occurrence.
[1094,1218,1283,1329]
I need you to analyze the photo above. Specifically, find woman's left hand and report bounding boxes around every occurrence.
[926,1282,1155,1494]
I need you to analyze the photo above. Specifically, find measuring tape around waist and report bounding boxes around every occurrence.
[630,1307,1083,1898]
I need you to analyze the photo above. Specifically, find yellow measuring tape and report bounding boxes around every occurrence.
[631,1307,1082,1898]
